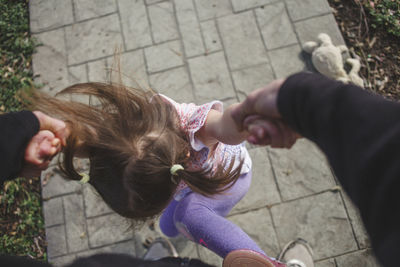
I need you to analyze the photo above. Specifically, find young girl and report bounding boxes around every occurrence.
[32,80,283,266]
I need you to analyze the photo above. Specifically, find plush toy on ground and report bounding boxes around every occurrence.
[303,33,364,87]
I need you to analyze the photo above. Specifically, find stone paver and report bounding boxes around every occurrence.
[30,0,73,33]
[194,0,232,21]
[41,167,81,199]
[268,139,336,201]
[315,258,336,267]
[146,0,164,5]
[73,0,117,22]
[335,249,381,267]
[87,59,108,82]
[231,0,276,12]
[106,50,148,89]
[271,191,358,260]
[65,14,123,65]
[43,197,64,227]
[30,0,378,265]
[64,194,89,253]
[149,67,194,103]
[218,11,269,70]
[268,44,306,78]
[232,64,275,101]
[232,147,280,213]
[68,64,87,85]
[175,0,205,58]
[148,1,179,44]
[188,51,235,103]
[286,0,332,22]
[145,40,184,73]
[200,20,222,54]
[255,2,297,50]
[230,208,280,257]
[46,225,67,258]
[86,213,133,247]
[83,184,112,218]
[32,28,69,95]
[118,0,152,50]
[342,192,371,249]
[295,14,345,46]
[68,64,90,104]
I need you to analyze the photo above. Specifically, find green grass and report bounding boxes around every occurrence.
[0,0,46,261]
[365,0,400,37]
[0,178,46,260]
[0,0,36,112]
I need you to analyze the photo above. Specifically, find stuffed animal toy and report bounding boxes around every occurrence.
[303,33,364,87]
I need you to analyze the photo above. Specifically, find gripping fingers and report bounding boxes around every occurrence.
[25,130,62,168]
[245,118,298,148]
[33,111,69,146]
[247,120,282,146]
[248,124,271,145]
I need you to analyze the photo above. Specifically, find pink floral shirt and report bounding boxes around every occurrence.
[160,95,252,200]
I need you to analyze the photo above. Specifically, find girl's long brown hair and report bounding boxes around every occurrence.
[29,80,243,220]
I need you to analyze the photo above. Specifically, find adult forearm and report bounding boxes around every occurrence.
[278,72,400,267]
[0,111,40,184]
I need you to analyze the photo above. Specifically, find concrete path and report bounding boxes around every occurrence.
[30,0,380,266]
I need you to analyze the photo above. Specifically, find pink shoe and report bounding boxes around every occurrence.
[223,249,286,267]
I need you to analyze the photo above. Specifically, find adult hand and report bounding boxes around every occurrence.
[20,130,62,178]
[244,115,299,148]
[33,111,69,146]
[232,79,285,126]
[231,79,299,148]
[19,111,69,178]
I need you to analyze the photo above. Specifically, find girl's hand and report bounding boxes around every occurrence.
[20,130,62,178]
[244,115,299,148]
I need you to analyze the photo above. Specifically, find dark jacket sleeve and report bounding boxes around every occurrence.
[278,72,400,267]
[0,111,40,185]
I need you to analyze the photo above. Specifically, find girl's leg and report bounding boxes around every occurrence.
[160,199,180,237]
[161,170,251,238]
[173,172,267,258]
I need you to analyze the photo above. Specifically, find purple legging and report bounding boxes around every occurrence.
[160,172,266,258]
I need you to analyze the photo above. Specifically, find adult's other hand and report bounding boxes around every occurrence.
[33,111,69,146]
[20,130,62,178]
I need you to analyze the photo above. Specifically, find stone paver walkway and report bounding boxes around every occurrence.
[30,0,380,266]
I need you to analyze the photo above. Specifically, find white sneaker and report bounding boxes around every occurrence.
[277,238,314,267]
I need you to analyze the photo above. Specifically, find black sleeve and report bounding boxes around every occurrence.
[278,72,400,267]
[1,255,52,267]
[0,111,40,185]
[1,254,214,267]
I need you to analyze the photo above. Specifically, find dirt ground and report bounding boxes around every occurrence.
[328,0,400,100]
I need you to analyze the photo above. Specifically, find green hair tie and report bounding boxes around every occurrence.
[170,164,184,176]
[79,173,90,184]
[170,164,184,184]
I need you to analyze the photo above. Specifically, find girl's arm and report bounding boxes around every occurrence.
[196,103,249,147]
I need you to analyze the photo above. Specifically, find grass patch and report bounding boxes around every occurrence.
[0,0,46,261]
[364,0,400,37]
[0,0,36,112]
[0,177,46,260]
